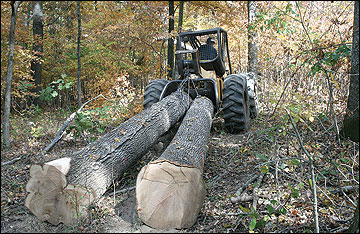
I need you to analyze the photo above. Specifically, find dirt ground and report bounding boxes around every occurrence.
[1,114,358,233]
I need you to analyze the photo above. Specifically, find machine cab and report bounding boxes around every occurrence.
[175,27,232,79]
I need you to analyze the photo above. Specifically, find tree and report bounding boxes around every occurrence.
[77,1,82,107]
[342,0,359,142]
[178,1,184,33]
[247,1,258,77]
[30,1,43,106]
[167,1,175,79]
[3,1,21,148]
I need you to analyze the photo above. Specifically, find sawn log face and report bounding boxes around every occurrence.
[136,96,214,229]
[25,91,190,225]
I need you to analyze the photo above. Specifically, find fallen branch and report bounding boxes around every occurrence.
[230,173,259,203]
[1,157,21,166]
[329,185,359,194]
[286,107,319,233]
[41,94,109,155]
[252,173,265,211]
[112,185,136,195]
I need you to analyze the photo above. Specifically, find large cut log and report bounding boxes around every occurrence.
[25,90,190,225]
[136,96,214,229]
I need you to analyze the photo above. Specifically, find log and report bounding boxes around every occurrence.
[25,90,190,225]
[136,96,214,229]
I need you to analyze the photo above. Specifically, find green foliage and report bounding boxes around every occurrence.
[67,111,104,142]
[39,75,73,102]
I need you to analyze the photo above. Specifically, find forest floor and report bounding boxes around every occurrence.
[1,103,359,233]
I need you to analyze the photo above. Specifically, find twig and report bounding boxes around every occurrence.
[252,173,265,211]
[329,185,359,194]
[112,185,136,195]
[231,173,260,203]
[269,62,305,118]
[1,157,21,166]
[295,1,341,146]
[286,107,319,233]
[41,94,107,155]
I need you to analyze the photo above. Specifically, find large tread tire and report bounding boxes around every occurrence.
[222,74,251,133]
[143,79,169,109]
[246,72,258,119]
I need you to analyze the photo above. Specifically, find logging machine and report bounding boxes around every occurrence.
[143,27,258,133]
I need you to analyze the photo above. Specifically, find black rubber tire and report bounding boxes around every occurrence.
[222,74,251,133]
[143,79,169,109]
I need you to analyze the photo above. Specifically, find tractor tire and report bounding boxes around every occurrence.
[246,72,258,119]
[222,74,250,133]
[143,79,169,109]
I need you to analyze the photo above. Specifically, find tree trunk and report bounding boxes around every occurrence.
[342,0,359,142]
[30,1,44,106]
[77,1,82,107]
[167,1,175,79]
[247,1,258,78]
[25,91,190,225]
[3,1,21,148]
[178,1,184,33]
[136,96,214,229]
[173,1,184,79]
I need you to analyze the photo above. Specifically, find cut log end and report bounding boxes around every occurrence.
[136,160,205,230]
[25,159,95,225]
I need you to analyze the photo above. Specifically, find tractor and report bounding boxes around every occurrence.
[143,27,258,133]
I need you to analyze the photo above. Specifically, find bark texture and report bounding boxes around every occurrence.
[77,1,82,107]
[30,1,43,105]
[136,96,214,229]
[342,0,359,142]
[167,1,175,78]
[25,91,190,225]
[3,1,21,147]
[248,1,258,78]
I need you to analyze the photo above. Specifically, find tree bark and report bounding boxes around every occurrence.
[342,0,359,142]
[173,1,184,79]
[136,96,214,229]
[77,1,82,107]
[178,1,184,33]
[3,1,21,148]
[247,1,258,78]
[25,91,190,225]
[167,1,175,79]
[30,1,43,106]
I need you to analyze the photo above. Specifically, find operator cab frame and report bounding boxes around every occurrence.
[160,28,233,111]
[175,27,232,78]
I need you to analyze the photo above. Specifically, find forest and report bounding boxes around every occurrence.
[1,1,359,233]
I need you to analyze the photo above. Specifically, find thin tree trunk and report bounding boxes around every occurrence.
[77,1,82,107]
[3,1,21,148]
[342,0,359,142]
[248,1,258,78]
[178,1,184,33]
[136,96,214,229]
[173,1,184,79]
[25,91,190,225]
[167,1,175,79]
[30,1,43,106]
